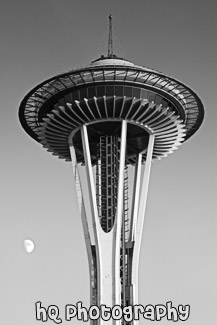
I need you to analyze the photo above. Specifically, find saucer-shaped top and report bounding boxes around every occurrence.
[18,56,204,162]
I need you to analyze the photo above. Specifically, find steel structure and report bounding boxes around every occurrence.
[19,27,204,325]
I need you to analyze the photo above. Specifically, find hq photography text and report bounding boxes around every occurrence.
[35,301,190,323]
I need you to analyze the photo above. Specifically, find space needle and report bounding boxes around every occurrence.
[19,16,204,324]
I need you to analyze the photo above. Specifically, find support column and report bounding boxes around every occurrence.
[130,134,155,324]
[69,124,153,325]
[69,122,128,325]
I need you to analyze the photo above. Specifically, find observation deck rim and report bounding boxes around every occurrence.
[19,61,204,143]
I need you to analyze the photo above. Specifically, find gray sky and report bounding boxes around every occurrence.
[0,0,216,324]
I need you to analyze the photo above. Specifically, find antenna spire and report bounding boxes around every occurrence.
[108,15,113,57]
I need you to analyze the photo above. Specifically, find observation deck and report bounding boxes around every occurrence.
[19,56,204,164]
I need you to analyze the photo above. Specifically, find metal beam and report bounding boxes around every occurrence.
[130,153,142,242]
[131,134,155,320]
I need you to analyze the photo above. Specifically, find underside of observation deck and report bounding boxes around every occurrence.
[35,93,186,164]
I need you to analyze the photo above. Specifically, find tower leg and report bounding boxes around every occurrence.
[70,121,127,325]
[69,125,154,325]
[130,134,155,324]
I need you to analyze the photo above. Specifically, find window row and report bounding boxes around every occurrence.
[58,85,171,108]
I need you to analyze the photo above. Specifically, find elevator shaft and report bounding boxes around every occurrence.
[96,135,131,312]
[96,136,119,232]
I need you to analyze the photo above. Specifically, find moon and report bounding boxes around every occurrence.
[24,239,35,253]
